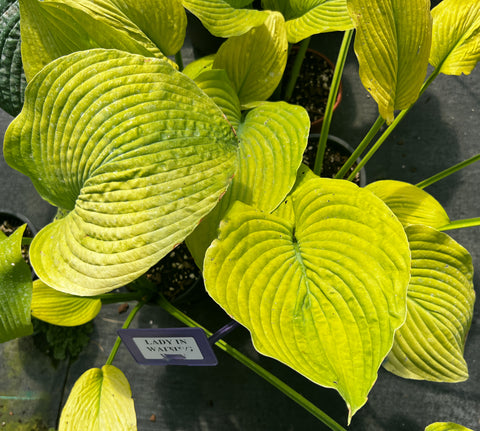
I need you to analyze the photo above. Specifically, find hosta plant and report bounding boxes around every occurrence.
[0,0,479,429]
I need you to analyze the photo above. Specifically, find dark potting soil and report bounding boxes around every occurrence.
[284,49,334,123]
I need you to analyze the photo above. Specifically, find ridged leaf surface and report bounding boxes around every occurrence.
[347,0,432,122]
[59,365,136,430]
[204,177,411,419]
[430,0,480,75]
[383,225,475,382]
[4,49,238,296]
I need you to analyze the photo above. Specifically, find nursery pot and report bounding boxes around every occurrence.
[306,134,367,187]
[0,210,38,237]
[286,47,342,133]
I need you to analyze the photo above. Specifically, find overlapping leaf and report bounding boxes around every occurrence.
[0,226,33,342]
[426,423,474,431]
[347,0,432,122]
[31,279,101,326]
[0,0,25,116]
[4,49,238,296]
[183,0,269,38]
[213,11,288,106]
[383,225,475,382]
[430,0,480,75]
[366,180,450,228]
[187,101,309,266]
[204,176,411,419]
[20,0,185,80]
[59,365,136,430]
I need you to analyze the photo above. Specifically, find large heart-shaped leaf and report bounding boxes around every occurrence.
[59,365,136,430]
[0,225,33,342]
[4,49,238,296]
[20,0,185,80]
[426,423,474,431]
[366,180,450,228]
[0,0,26,116]
[383,225,475,382]
[347,0,432,123]
[262,0,353,43]
[429,0,480,76]
[187,101,309,266]
[204,177,411,419]
[31,279,101,326]
[213,11,288,106]
[183,0,269,38]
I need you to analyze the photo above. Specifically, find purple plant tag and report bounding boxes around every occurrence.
[118,328,218,366]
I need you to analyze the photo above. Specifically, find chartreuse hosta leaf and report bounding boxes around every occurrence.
[20,0,186,81]
[0,226,33,342]
[204,177,411,419]
[182,54,216,80]
[214,11,288,106]
[430,0,480,76]
[0,0,26,116]
[31,279,101,326]
[426,423,474,431]
[383,225,475,382]
[187,101,309,266]
[366,180,450,228]
[183,0,269,38]
[263,0,353,43]
[347,0,432,123]
[4,48,238,296]
[59,365,136,430]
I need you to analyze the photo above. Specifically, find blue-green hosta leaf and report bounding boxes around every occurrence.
[20,0,185,81]
[4,49,238,296]
[366,180,450,228]
[213,11,288,106]
[430,0,480,75]
[383,225,475,382]
[31,279,101,326]
[347,0,432,123]
[262,0,353,43]
[193,69,242,130]
[183,0,269,38]
[204,177,411,420]
[0,0,26,116]
[59,365,136,430]
[187,101,309,266]
[0,226,33,342]
[426,423,474,431]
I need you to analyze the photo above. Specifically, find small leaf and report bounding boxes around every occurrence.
[430,0,480,75]
[0,225,33,342]
[59,365,136,430]
[204,177,411,419]
[213,11,288,106]
[425,423,474,431]
[4,49,238,296]
[383,225,475,382]
[31,279,101,326]
[182,54,216,80]
[183,0,269,38]
[366,180,450,228]
[0,0,26,116]
[347,0,432,122]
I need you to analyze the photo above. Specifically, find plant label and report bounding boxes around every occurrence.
[118,327,218,366]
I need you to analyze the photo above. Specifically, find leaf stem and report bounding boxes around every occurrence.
[314,29,354,176]
[90,292,144,304]
[105,301,144,366]
[438,217,480,232]
[284,37,311,101]
[157,295,347,431]
[416,153,480,189]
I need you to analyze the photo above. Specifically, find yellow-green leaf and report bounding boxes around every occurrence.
[59,365,136,430]
[366,180,450,228]
[430,0,480,75]
[182,54,216,80]
[31,279,101,326]
[347,0,432,122]
[383,225,475,382]
[426,423,474,431]
[213,11,288,106]
[204,177,411,420]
